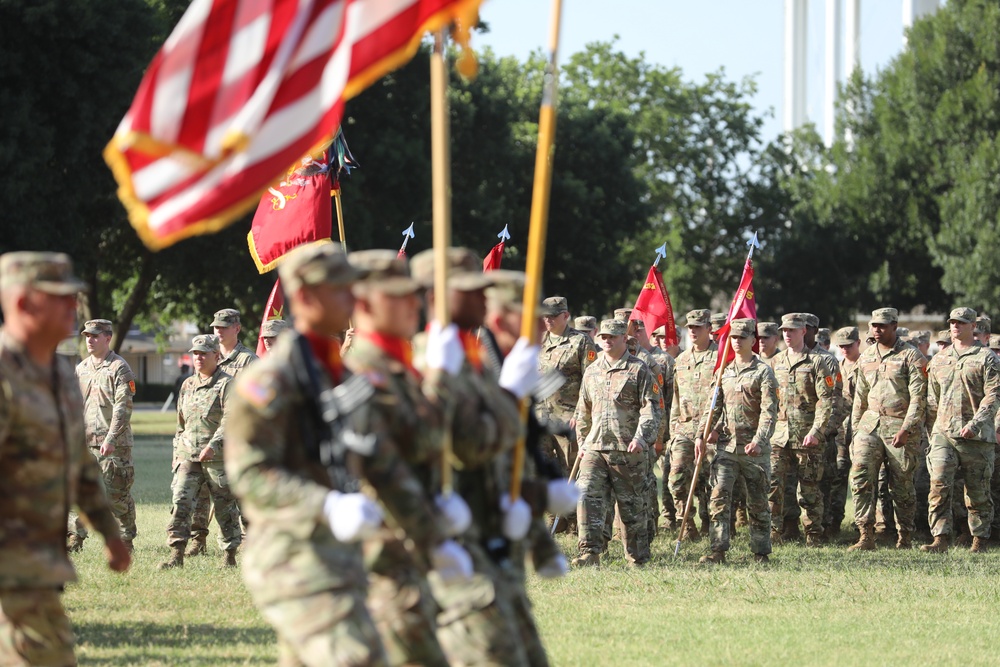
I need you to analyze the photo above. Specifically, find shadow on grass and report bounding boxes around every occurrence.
[76,620,275,665]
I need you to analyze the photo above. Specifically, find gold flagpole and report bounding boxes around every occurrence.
[510,0,564,499]
[430,29,455,495]
[333,188,347,253]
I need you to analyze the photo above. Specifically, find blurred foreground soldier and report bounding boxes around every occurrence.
[668,310,718,539]
[573,319,660,566]
[160,334,242,569]
[769,314,836,546]
[0,252,130,666]
[697,319,777,564]
[922,307,1000,553]
[574,315,597,341]
[847,309,926,551]
[827,326,861,537]
[67,319,137,553]
[757,322,780,362]
[260,318,290,354]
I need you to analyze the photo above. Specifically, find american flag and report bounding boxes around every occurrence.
[105,0,481,251]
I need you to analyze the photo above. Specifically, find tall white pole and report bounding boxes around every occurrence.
[824,0,843,147]
[904,0,940,44]
[843,0,860,147]
[784,0,808,133]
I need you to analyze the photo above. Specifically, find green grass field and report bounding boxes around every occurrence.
[65,412,1000,666]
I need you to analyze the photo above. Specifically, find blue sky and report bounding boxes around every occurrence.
[475,0,915,143]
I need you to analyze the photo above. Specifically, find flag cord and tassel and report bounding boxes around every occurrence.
[510,0,564,500]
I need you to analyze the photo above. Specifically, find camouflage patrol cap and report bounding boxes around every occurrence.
[278,242,366,293]
[539,296,569,316]
[909,330,930,347]
[870,308,899,325]
[485,270,538,313]
[757,321,779,338]
[976,316,992,335]
[710,313,727,332]
[989,334,1000,351]
[0,251,85,295]
[410,248,495,292]
[574,316,597,332]
[211,308,241,328]
[82,319,113,335]
[896,327,910,338]
[817,328,831,345]
[948,307,977,324]
[614,308,633,321]
[779,313,806,330]
[729,318,756,338]
[260,319,289,338]
[799,313,820,329]
[597,319,628,337]
[934,329,951,345]
[189,334,220,354]
[685,309,711,327]
[831,326,860,347]
[349,250,421,296]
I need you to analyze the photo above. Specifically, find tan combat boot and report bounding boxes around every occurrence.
[805,533,824,548]
[221,548,238,568]
[158,546,185,570]
[970,536,988,553]
[698,550,726,565]
[955,524,972,547]
[735,507,749,529]
[770,529,783,546]
[847,525,876,552]
[920,535,950,553]
[66,534,85,553]
[895,530,912,550]
[571,553,600,568]
[185,535,208,557]
[680,523,701,542]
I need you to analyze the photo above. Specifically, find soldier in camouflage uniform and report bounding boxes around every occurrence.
[651,325,679,529]
[574,315,597,342]
[697,319,777,564]
[975,315,991,346]
[922,307,1000,553]
[758,321,781,363]
[260,318,290,354]
[769,313,836,546]
[225,243,472,667]
[668,310,719,539]
[160,334,243,569]
[827,326,861,537]
[537,295,597,534]
[846,309,927,551]
[573,319,661,566]
[710,313,727,344]
[625,324,666,542]
[66,318,137,553]
[0,252,130,667]
[990,335,1000,540]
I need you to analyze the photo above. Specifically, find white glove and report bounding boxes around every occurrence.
[535,553,569,579]
[431,539,474,582]
[425,321,465,375]
[546,479,580,516]
[435,493,472,537]
[323,491,383,543]
[498,337,541,399]
[501,494,532,541]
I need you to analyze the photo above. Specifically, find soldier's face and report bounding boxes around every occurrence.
[687,324,709,347]
[213,324,240,348]
[838,341,860,361]
[363,289,421,339]
[85,331,111,358]
[297,283,355,334]
[23,289,78,343]
[949,320,974,343]
[262,337,276,351]
[598,333,626,356]
[192,350,219,376]
[730,334,753,355]
[542,311,570,334]
[450,288,487,330]
[760,335,778,353]
[870,321,897,346]
[782,327,805,349]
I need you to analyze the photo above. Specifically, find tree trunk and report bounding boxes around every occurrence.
[112,253,156,353]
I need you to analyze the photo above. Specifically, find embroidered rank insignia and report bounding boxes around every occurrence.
[128,380,136,394]
[587,350,596,362]
[658,373,664,385]
[239,378,276,409]
[824,375,835,388]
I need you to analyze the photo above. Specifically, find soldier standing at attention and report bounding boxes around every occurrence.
[757,322,781,363]
[668,310,719,539]
[574,316,597,342]
[847,309,927,551]
[68,319,137,553]
[827,326,861,538]
[0,252,130,666]
[159,334,242,569]
[697,318,777,564]
[922,307,1000,553]
[572,319,660,567]
[259,319,290,354]
[769,314,836,547]
[710,313,727,344]
[651,324,678,529]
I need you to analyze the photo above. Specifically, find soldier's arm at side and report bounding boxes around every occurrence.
[206,379,230,456]
[900,351,928,435]
[633,365,659,449]
[754,366,779,448]
[809,358,836,440]
[106,362,135,449]
[925,357,940,433]
[850,358,870,436]
[574,371,594,446]
[970,351,1000,439]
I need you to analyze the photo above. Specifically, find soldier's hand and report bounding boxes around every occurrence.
[654,441,665,456]
[106,538,131,573]
[498,337,541,399]
[198,446,216,462]
[569,417,577,430]
[627,439,644,454]
[100,441,116,457]
[426,321,465,375]
[745,441,761,457]
[694,437,706,460]
[960,425,977,439]
[546,479,580,515]
[707,429,719,444]
[802,433,820,448]
[890,429,908,449]
[578,447,586,460]
[323,491,384,542]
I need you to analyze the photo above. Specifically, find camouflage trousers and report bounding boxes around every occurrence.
[188,481,212,541]
[769,447,824,536]
[577,449,649,564]
[0,588,75,667]
[927,435,996,539]
[258,586,388,667]
[604,447,660,545]
[913,433,932,533]
[68,451,137,541]
[667,436,711,531]
[992,443,1000,537]
[850,433,918,533]
[879,431,932,534]
[821,438,850,531]
[709,448,771,555]
[431,542,530,667]
[659,452,676,527]
[167,460,242,551]
[366,537,448,667]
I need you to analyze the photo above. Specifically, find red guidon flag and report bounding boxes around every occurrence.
[482,240,504,271]
[629,266,678,346]
[256,279,286,356]
[104,0,482,251]
[713,257,758,372]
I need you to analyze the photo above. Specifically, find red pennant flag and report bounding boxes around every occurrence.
[483,241,505,271]
[397,248,407,259]
[104,0,484,251]
[713,258,758,371]
[630,266,678,346]
[248,153,333,273]
[256,279,286,357]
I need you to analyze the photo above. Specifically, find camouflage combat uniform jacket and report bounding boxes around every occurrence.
[770,348,836,448]
[708,357,778,452]
[0,333,119,588]
[851,338,927,442]
[175,368,232,460]
[76,351,135,452]
[575,352,660,451]
[927,343,1000,442]
[670,342,718,441]
[219,342,257,379]
[537,327,597,423]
